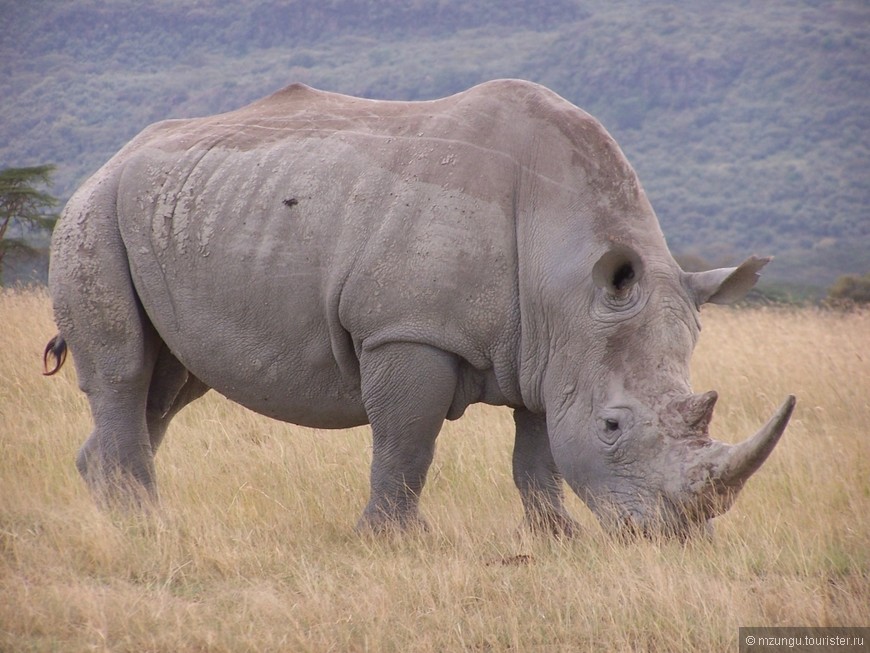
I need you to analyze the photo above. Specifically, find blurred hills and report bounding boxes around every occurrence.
[2,0,868,294]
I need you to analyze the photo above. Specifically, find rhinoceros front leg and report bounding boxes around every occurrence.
[513,408,578,536]
[357,342,458,532]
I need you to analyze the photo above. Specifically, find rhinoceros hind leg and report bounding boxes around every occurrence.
[75,382,157,510]
[51,240,163,507]
[72,333,161,509]
[513,409,579,537]
[75,342,210,509]
[145,345,210,453]
[356,342,458,533]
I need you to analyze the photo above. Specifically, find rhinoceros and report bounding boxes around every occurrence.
[44,79,795,539]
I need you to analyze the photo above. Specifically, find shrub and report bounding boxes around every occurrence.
[827,272,870,305]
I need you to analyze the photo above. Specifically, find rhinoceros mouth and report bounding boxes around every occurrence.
[595,496,712,542]
[617,516,713,543]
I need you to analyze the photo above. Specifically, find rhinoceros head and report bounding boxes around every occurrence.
[544,247,795,539]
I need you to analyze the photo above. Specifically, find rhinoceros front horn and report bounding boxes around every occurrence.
[714,395,796,488]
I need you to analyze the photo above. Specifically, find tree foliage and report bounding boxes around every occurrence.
[0,166,58,283]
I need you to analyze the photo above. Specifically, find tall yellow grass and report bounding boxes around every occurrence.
[1,287,867,652]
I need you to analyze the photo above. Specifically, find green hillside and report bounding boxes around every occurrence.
[2,0,867,292]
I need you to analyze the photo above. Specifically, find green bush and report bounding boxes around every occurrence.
[827,273,870,305]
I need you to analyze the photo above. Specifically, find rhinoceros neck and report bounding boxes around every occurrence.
[510,138,671,413]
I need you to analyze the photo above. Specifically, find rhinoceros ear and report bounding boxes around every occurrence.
[683,256,771,306]
[593,245,644,298]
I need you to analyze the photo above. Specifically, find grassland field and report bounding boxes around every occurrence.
[1,288,867,652]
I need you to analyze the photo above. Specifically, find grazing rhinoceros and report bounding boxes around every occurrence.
[44,79,795,539]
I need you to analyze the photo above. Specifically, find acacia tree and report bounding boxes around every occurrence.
[0,165,59,284]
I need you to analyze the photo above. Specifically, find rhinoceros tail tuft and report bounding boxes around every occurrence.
[43,335,68,376]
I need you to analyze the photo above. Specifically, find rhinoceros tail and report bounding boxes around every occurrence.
[43,335,68,376]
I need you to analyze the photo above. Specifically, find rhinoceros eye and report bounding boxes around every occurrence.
[599,417,623,445]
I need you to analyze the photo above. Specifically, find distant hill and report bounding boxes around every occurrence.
[2,0,868,293]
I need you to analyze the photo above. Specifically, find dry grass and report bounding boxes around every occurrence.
[1,287,868,652]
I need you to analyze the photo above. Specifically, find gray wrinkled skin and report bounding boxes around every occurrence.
[47,80,795,538]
